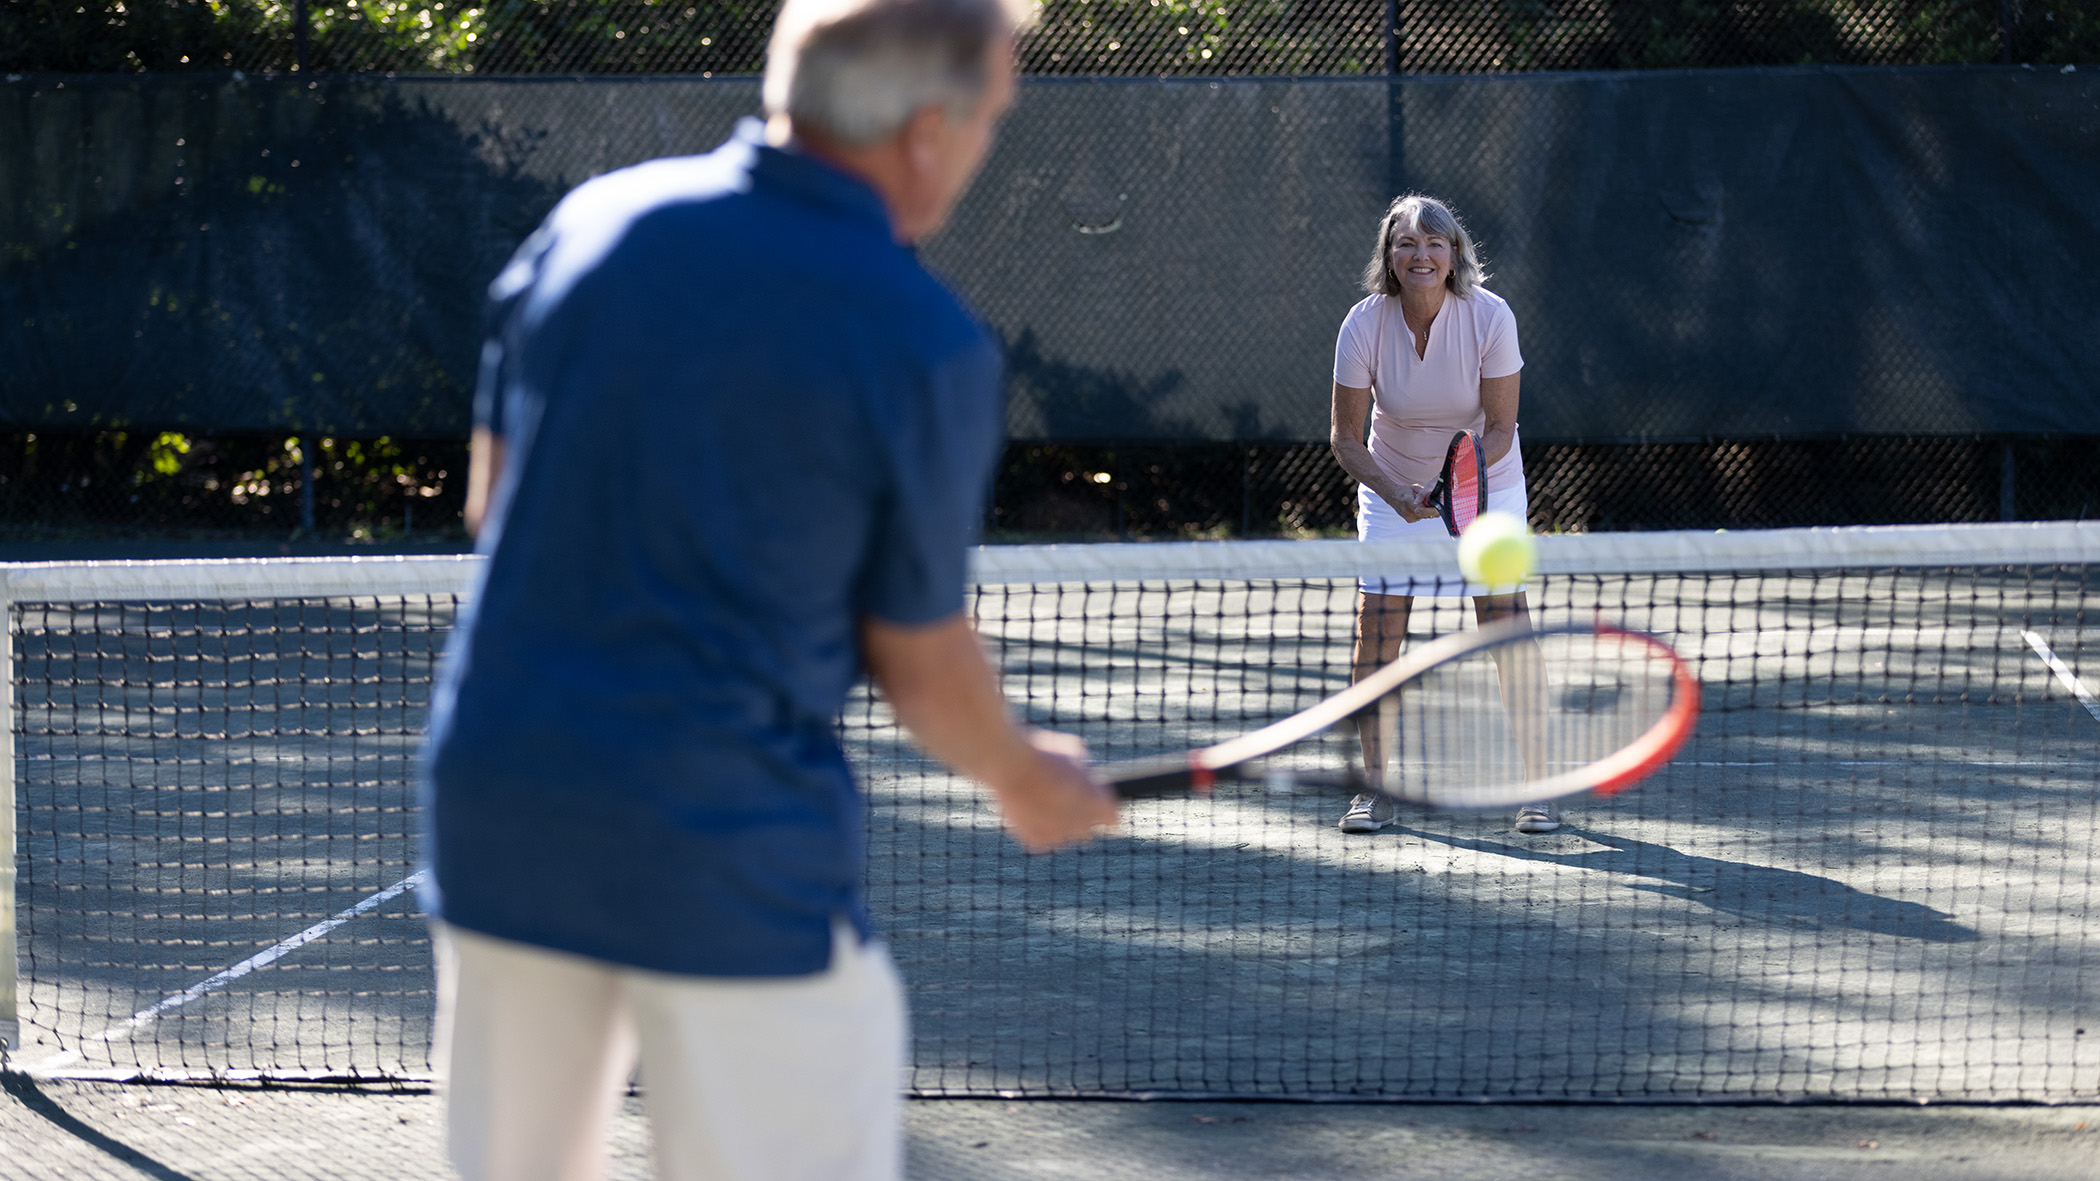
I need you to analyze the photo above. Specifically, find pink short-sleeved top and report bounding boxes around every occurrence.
[1332,288,1524,492]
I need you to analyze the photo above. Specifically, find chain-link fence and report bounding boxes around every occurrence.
[6,3,2098,546]
[7,432,2095,545]
[990,437,2100,539]
[4,1,2096,75]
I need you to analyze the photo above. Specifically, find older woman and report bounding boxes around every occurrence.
[1328,194,1555,836]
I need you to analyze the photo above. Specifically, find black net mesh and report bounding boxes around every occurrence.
[7,534,2098,1099]
[882,553,2100,1100]
[11,594,450,1079]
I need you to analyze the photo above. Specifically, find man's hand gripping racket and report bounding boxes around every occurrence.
[1102,617,1698,811]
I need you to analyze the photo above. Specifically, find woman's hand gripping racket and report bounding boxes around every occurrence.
[1420,430,1487,537]
[1103,617,1698,811]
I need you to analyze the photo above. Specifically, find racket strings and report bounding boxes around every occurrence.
[1358,633,1682,807]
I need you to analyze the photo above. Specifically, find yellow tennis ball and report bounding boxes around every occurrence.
[1457,511,1536,586]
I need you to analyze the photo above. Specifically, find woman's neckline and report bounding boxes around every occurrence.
[1392,289,1444,361]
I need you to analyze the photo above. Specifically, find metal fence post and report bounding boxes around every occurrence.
[2001,440,2017,521]
[301,438,317,535]
[1385,0,1400,74]
[1,592,18,1062]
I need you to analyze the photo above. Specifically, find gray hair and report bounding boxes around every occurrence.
[764,0,1028,146]
[1361,194,1488,298]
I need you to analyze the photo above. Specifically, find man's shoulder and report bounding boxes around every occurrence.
[549,137,759,239]
[500,134,763,315]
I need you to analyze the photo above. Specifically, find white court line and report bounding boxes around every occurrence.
[2021,630,2100,725]
[25,869,426,1076]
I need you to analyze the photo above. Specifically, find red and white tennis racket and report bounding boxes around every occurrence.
[1420,429,1487,538]
[1104,617,1699,810]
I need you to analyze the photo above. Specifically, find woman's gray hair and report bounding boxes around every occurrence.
[764,0,1029,146]
[1361,194,1488,298]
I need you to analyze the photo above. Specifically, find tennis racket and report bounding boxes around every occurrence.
[1420,430,1487,538]
[1104,616,1698,811]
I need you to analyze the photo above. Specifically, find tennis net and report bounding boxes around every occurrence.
[3,522,2096,1100]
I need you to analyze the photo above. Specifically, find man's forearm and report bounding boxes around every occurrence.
[861,614,1031,788]
[862,612,1116,850]
[465,427,506,538]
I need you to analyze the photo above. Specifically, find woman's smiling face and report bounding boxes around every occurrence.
[1388,223,1454,293]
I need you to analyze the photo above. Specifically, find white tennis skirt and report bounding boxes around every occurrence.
[1356,477,1530,598]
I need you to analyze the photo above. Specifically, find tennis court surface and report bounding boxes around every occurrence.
[2,523,2095,1123]
[4,1081,2098,1180]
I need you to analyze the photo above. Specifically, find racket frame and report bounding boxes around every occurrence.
[1104,616,1700,807]
[1420,430,1488,538]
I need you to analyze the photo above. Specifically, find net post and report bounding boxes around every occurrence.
[0,592,17,1062]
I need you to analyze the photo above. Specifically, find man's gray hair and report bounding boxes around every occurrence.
[1362,194,1488,298]
[765,0,1029,146]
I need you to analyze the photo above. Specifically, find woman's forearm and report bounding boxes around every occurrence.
[1480,423,1515,469]
[1479,371,1520,470]
[1331,381,1425,520]
[1331,435,1422,520]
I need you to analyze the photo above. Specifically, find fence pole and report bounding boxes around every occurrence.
[2000,440,2016,522]
[301,439,317,535]
[1,592,19,1063]
[296,0,312,72]
[1114,452,1126,541]
[1241,447,1253,537]
[1387,0,1406,209]
[1998,0,2012,64]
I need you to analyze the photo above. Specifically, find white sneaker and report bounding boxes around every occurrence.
[1514,803,1562,833]
[1339,793,1398,833]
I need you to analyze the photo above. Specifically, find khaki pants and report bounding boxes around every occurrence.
[434,922,906,1181]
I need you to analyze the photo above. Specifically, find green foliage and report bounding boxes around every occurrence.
[1,0,779,73]
[147,431,191,475]
[0,431,467,541]
[5,0,2093,75]
[1493,0,2098,71]
[1021,0,1381,75]
[0,0,266,72]
[464,0,776,74]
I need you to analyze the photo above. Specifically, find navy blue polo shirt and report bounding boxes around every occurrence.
[422,121,1003,977]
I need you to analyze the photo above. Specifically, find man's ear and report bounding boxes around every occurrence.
[899,101,950,172]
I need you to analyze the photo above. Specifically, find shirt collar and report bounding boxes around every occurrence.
[736,118,895,237]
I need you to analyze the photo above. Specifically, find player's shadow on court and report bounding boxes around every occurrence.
[1393,825,1979,943]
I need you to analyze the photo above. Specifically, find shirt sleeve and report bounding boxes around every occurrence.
[1333,300,1377,389]
[472,337,509,438]
[1481,297,1524,380]
[858,329,1005,627]
[474,226,559,439]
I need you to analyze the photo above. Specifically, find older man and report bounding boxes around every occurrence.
[421,0,1117,1177]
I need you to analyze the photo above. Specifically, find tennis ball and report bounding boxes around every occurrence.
[1457,511,1536,586]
